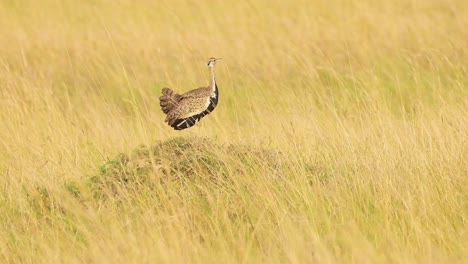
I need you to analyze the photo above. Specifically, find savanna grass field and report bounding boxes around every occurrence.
[0,0,467,263]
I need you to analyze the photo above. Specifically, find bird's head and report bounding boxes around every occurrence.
[207,57,222,68]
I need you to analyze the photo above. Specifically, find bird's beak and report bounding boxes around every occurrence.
[215,58,222,61]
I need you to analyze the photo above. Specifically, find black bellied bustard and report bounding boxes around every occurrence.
[159,57,221,130]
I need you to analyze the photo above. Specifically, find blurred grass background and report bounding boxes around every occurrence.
[0,0,467,263]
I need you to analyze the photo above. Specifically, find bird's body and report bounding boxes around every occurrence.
[159,57,221,130]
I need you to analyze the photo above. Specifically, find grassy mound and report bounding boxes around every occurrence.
[90,137,284,202]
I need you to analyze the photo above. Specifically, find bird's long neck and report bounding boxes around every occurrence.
[209,66,216,93]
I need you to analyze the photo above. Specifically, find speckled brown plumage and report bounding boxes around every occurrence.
[159,58,221,130]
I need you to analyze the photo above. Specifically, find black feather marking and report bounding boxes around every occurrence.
[171,83,219,130]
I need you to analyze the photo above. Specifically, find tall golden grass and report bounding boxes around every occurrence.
[0,0,467,263]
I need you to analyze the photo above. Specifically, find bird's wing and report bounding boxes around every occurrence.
[165,97,210,125]
[181,87,212,98]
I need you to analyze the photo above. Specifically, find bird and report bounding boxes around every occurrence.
[159,57,221,130]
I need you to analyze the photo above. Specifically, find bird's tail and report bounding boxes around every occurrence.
[159,88,181,114]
